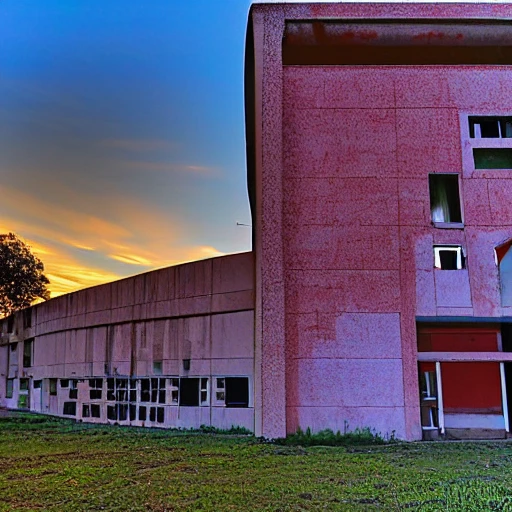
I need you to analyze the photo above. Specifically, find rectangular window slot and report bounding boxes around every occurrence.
[473,148,512,169]
[149,406,156,422]
[33,380,41,389]
[6,379,13,398]
[434,245,464,270]
[19,378,29,391]
[49,379,57,396]
[129,404,137,421]
[23,339,33,367]
[89,379,103,400]
[225,378,249,408]
[180,378,200,406]
[60,379,69,388]
[118,404,128,421]
[153,361,163,375]
[170,378,179,404]
[63,402,76,416]
[107,405,117,421]
[10,343,17,352]
[139,406,147,421]
[82,404,90,418]
[157,407,164,423]
[428,174,462,224]
[469,116,512,139]
[91,404,101,418]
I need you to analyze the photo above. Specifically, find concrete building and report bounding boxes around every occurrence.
[4,3,512,440]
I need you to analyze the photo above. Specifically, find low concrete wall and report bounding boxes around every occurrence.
[0,252,256,431]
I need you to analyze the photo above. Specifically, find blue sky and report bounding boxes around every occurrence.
[0,0,253,295]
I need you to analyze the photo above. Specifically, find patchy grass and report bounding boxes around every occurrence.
[1,414,512,510]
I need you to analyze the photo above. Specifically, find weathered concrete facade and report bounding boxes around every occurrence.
[0,253,255,430]
[247,2,512,440]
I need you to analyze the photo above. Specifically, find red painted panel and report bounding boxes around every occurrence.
[417,329,498,352]
[442,362,502,413]
[419,362,435,373]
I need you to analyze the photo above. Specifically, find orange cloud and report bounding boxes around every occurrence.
[100,139,178,151]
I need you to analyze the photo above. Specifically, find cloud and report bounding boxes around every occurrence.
[100,138,178,152]
[0,185,228,297]
[115,159,218,175]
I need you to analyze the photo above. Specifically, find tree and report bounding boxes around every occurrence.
[0,233,50,317]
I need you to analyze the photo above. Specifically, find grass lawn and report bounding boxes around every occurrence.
[1,414,512,511]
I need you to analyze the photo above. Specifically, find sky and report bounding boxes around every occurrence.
[0,0,256,297]
[0,0,504,298]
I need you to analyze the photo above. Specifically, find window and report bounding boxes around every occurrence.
[69,380,78,399]
[60,379,69,388]
[463,115,512,171]
[82,404,90,418]
[10,343,17,353]
[153,361,163,375]
[429,174,462,225]
[214,377,250,408]
[179,378,209,407]
[23,339,33,367]
[49,379,57,396]
[23,309,32,329]
[434,245,464,270]
[91,404,101,418]
[89,379,103,400]
[140,378,166,404]
[19,378,29,391]
[63,402,76,416]
[33,380,42,389]
[6,378,13,398]
[170,378,179,405]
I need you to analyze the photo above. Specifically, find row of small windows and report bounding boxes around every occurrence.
[5,376,250,409]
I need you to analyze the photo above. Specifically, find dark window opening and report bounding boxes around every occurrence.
[141,379,150,402]
[90,390,102,400]
[429,174,462,224]
[23,339,33,368]
[469,116,512,139]
[129,404,137,421]
[434,246,464,270]
[473,148,512,169]
[91,404,101,418]
[118,404,128,421]
[49,379,57,396]
[180,378,200,406]
[10,343,17,352]
[69,389,78,399]
[89,378,102,400]
[82,404,90,418]
[6,379,13,398]
[60,379,69,388]
[19,378,29,391]
[33,380,41,389]
[153,361,162,375]
[63,402,76,416]
[139,406,147,421]
[157,407,164,423]
[23,309,32,329]
[149,407,156,422]
[107,405,117,421]
[225,378,250,408]
[107,378,115,401]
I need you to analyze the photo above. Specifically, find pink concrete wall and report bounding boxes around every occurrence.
[0,252,255,431]
[281,61,512,439]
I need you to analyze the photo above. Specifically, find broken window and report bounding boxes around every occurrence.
[19,379,29,391]
[69,380,78,400]
[170,378,179,404]
[89,379,103,400]
[49,379,57,396]
[23,339,33,367]
[33,380,41,389]
[23,309,32,329]
[434,245,465,270]
[107,405,117,420]
[63,402,76,416]
[429,174,462,224]
[214,377,250,408]
[153,361,163,375]
[6,378,13,398]
[469,116,512,139]
[179,378,209,407]
[140,378,166,404]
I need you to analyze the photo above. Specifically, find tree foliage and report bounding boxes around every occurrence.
[0,233,50,317]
